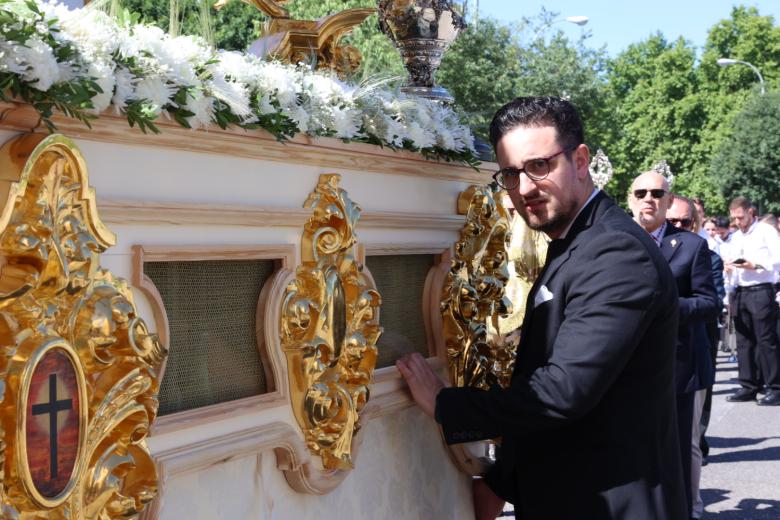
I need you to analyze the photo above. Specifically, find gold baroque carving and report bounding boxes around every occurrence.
[216,0,374,77]
[0,133,166,518]
[441,187,547,476]
[442,185,515,390]
[280,173,381,472]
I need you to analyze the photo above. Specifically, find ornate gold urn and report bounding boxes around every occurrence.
[377,0,466,103]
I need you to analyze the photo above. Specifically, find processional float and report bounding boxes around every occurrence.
[0,0,618,518]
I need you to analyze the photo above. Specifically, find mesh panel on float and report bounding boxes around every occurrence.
[144,259,275,416]
[365,254,434,368]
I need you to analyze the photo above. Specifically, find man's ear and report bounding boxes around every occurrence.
[574,144,590,178]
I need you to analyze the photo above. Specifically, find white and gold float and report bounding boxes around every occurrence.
[0,0,550,517]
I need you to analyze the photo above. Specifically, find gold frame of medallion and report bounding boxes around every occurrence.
[12,339,89,509]
[0,132,166,518]
[280,173,382,474]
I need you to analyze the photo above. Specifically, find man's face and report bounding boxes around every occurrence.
[496,125,588,238]
[667,198,693,231]
[729,206,754,233]
[703,221,717,239]
[628,172,672,232]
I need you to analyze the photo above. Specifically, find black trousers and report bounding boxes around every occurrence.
[700,318,720,456]
[734,284,780,391]
[676,391,695,516]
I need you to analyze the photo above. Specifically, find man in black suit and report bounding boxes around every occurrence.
[628,175,719,518]
[397,97,686,520]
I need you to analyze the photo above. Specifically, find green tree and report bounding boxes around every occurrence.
[437,18,523,140]
[694,6,780,213]
[515,31,609,154]
[595,7,780,212]
[712,91,780,214]
[438,13,609,146]
[121,0,262,50]
[601,35,706,202]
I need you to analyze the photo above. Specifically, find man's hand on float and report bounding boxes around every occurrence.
[396,352,450,418]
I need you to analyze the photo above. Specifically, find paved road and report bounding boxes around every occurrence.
[700,352,780,519]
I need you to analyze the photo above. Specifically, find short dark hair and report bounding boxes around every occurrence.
[488,96,585,152]
[729,196,752,211]
[714,216,730,229]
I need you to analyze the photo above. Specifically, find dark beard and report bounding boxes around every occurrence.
[523,202,576,236]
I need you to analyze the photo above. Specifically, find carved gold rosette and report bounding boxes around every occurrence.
[0,133,166,518]
[441,186,516,390]
[280,174,381,471]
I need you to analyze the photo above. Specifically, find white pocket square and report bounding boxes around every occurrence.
[534,284,554,308]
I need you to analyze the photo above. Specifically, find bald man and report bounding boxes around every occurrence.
[628,172,719,517]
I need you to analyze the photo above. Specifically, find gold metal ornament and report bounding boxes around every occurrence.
[0,133,166,518]
[216,0,374,77]
[280,174,381,471]
[441,186,517,390]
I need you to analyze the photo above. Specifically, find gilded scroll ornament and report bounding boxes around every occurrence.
[0,133,166,518]
[442,186,546,390]
[281,174,381,471]
[216,0,374,77]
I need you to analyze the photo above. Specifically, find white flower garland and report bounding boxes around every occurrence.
[0,0,478,166]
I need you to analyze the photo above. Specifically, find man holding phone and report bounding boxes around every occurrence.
[726,196,780,405]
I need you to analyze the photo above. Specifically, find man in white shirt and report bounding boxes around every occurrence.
[725,196,780,406]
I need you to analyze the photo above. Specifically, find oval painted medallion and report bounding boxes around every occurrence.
[25,348,82,498]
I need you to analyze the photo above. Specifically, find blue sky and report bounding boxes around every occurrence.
[477,1,780,56]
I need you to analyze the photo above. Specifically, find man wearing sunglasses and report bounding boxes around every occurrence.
[628,174,719,519]
[397,97,686,520]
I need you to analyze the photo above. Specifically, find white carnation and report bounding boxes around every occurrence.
[0,42,25,75]
[56,9,119,60]
[89,61,115,114]
[286,105,310,133]
[184,90,215,129]
[406,121,435,149]
[134,76,175,114]
[116,26,141,61]
[330,107,360,138]
[112,66,137,112]
[208,73,251,118]
[17,35,60,91]
[257,61,300,109]
[257,92,275,114]
[215,50,259,85]
[437,128,456,150]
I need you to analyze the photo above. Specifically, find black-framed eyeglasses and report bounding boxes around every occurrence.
[492,149,569,190]
[668,218,692,229]
[633,189,666,200]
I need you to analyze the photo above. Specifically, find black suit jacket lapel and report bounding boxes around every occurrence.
[515,192,613,372]
[661,224,684,263]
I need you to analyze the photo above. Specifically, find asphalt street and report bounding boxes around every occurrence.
[700,351,780,519]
